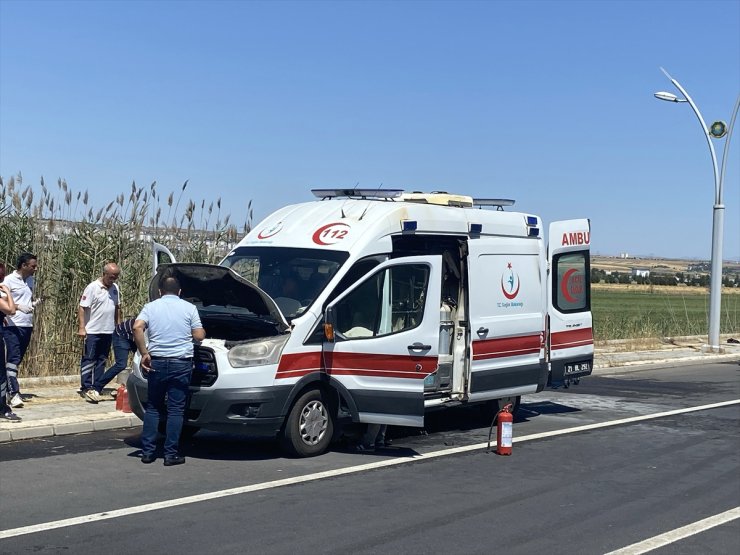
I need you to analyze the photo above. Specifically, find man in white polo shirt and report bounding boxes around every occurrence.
[78,262,121,403]
[2,253,40,409]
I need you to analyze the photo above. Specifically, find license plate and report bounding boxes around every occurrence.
[565,361,591,375]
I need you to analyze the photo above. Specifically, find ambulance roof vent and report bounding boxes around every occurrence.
[401,192,474,207]
[472,198,516,211]
[311,188,404,200]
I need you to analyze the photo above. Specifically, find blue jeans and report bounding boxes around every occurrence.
[0,332,9,412]
[2,326,33,395]
[80,333,112,391]
[93,333,135,393]
[140,358,193,459]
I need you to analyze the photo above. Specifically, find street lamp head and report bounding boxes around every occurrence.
[654,91,687,103]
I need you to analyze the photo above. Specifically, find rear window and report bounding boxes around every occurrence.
[553,250,590,313]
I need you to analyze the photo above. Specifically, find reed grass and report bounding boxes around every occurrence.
[1,172,737,377]
[1,172,251,377]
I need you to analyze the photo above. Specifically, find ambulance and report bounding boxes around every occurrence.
[127,189,593,457]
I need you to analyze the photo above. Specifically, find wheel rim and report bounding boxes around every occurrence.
[299,400,328,446]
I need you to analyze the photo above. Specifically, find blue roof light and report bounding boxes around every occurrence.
[469,223,483,234]
[402,220,417,232]
[528,227,540,237]
[526,215,538,226]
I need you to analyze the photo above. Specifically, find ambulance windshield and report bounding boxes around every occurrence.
[220,247,349,318]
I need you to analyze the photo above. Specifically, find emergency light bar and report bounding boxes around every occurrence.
[311,189,404,200]
[472,198,515,211]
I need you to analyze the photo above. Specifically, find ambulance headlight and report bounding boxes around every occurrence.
[228,335,289,368]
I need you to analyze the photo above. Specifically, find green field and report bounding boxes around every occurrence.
[592,288,740,340]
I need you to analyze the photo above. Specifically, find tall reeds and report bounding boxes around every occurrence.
[0,173,251,377]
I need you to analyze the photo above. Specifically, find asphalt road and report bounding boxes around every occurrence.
[1,361,738,554]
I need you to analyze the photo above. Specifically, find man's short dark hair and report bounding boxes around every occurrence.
[17,253,37,269]
[160,276,181,295]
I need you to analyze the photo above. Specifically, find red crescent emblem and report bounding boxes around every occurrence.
[501,275,520,300]
[561,268,578,303]
[257,221,283,239]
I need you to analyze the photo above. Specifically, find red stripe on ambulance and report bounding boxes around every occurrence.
[472,334,542,361]
[275,351,434,379]
[551,328,593,349]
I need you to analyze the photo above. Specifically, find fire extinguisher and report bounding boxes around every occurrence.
[496,403,514,456]
[115,384,125,411]
[116,384,132,413]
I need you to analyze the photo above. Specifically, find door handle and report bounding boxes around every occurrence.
[477,327,489,335]
[408,343,432,351]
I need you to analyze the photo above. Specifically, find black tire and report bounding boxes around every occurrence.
[480,395,521,422]
[180,424,200,442]
[281,388,334,457]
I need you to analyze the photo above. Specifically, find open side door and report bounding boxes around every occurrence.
[467,237,546,401]
[547,219,593,385]
[323,255,442,427]
[152,241,177,275]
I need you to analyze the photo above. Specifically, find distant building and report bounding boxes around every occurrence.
[631,268,650,278]
[619,252,630,259]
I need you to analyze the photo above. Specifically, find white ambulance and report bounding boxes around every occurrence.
[127,189,593,457]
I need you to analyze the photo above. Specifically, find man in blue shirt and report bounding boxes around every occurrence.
[133,276,205,466]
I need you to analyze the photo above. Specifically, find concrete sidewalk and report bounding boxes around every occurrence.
[2,337,739,443]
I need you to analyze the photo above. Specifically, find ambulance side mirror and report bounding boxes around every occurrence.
[324,306,336,342]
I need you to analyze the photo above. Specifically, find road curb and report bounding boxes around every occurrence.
[594,352,740,372]
[0,414,142,442]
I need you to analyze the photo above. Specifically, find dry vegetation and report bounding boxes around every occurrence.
[1,175,736,378]
[1,172,252,377]
[592,255,740,275]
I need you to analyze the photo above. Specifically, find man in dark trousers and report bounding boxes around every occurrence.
[90,317,137,398]
[78,262,121,403]
[2,253,40,409]
[133,276,205,466]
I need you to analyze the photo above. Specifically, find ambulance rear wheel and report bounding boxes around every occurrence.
[281,388,334,457]
[481,396,521,422]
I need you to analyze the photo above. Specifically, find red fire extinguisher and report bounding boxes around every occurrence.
[116,384,132,413]
[496,403,514,456]
[115,384,125,411]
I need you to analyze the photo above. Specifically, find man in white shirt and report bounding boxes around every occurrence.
[1,253,39,409]
[78,262,121,403]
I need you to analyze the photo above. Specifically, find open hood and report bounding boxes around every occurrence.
[150,263,289,332]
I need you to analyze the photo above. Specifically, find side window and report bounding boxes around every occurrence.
[304,256,385,344]
[553,251,590,313]
[334,263,430,339]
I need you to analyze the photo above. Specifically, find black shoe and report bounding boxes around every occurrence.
[1,411,22,422]
[141,454,156,464]
[163,456,186,466]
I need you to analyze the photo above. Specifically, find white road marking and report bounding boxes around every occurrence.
[604,506,740,554]
[0,398,738,540]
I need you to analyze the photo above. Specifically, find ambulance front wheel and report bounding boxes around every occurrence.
[281,388,335,457]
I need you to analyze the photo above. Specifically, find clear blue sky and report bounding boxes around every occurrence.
[1,0,738,260]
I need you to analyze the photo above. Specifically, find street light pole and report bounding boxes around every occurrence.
[654,68,740,352]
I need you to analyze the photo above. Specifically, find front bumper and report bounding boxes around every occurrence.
[127,373,292,438]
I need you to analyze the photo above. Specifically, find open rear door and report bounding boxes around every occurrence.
[152,241,177,275]
[547,220,593,385]
[323,255,442,427]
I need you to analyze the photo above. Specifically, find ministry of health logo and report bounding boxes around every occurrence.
[501,262,521,300]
